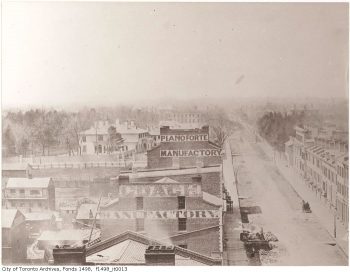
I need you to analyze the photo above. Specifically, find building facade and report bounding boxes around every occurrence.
[147,126,222,169]
[4,177,55,213]
[76,166,224,258]
[2,209,28,264]
[288,126,349,227]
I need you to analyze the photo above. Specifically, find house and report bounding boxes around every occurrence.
[2,209,28,264]
[4,177,55,213]
[79,121,124,155]
[79,120,154,155]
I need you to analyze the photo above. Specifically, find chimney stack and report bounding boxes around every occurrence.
[52,245,86,265]
[145,245,175,266]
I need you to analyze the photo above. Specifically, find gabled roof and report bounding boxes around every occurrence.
[24,212,55,221]
[6,177,51,189]
[86,231,222,266]
[154,177,179,184]
[2,209,22,228]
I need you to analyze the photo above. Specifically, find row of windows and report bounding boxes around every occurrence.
[136,196,186,210]
[7,201,47,209]
[337,165,349,180]
[8,189,41,195]
[336,181,349,199]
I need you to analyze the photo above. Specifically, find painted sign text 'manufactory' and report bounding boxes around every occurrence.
[118,184,201,197]
[160,149,221,157]
[160,134,209,142]
[98,210,220,219]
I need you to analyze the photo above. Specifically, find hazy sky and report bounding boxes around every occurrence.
[2,2,349,109]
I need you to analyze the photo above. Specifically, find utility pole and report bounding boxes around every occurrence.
[88,194,102,243]
[333,205,337,239]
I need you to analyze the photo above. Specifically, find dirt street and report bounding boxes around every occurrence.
[230,127,347,265]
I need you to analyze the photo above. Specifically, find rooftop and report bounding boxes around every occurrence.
[2,209,22,228]
[121,165,221,180]
[86,230,221,266]
[6,177,51,189]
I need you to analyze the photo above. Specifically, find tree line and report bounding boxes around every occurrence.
[2,106,161,158]
[257,110,309,152]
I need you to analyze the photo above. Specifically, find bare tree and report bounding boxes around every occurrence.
[203,108,239,148]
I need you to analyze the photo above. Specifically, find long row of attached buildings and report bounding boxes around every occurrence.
[2,125,231,266]
[285,125,349,228]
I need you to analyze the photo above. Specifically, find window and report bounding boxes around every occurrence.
[136,197,143,210]
[136,218,144,232]
[19,189,25,194]
[178,196,186,210]
[30,190,40,195]
[83,146,87,153]
[98,135,103,141]
[82,136,86,142]
[10,189,16,194]
[178,218,187,231]
[178,244,187,249]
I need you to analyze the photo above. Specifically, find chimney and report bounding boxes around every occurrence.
[192,175,202,184]
[118,175,130,185]
[145,245,175,266]
[52,245,86,265]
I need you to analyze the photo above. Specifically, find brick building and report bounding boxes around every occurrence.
[147,126,222,169]
[76,166,224,258]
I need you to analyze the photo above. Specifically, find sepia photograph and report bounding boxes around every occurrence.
[1,0,349,267]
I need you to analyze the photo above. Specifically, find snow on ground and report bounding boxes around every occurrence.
[231,128,347,265]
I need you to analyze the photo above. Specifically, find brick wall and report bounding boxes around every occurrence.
[100,219,136,240]
[125,171,222,197]
[171,226,220,257]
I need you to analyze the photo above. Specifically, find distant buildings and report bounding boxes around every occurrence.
[79,120,153,155]
[4,177,55,213]
[160,110,204,129]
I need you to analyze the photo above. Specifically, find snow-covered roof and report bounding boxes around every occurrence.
[2,209,21,228]
[6,177,51,188]
[86,231,221,265]
[38,229,100,242]
[2,163,28,171]
[24,212,54,221]
[202,192,222,207]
